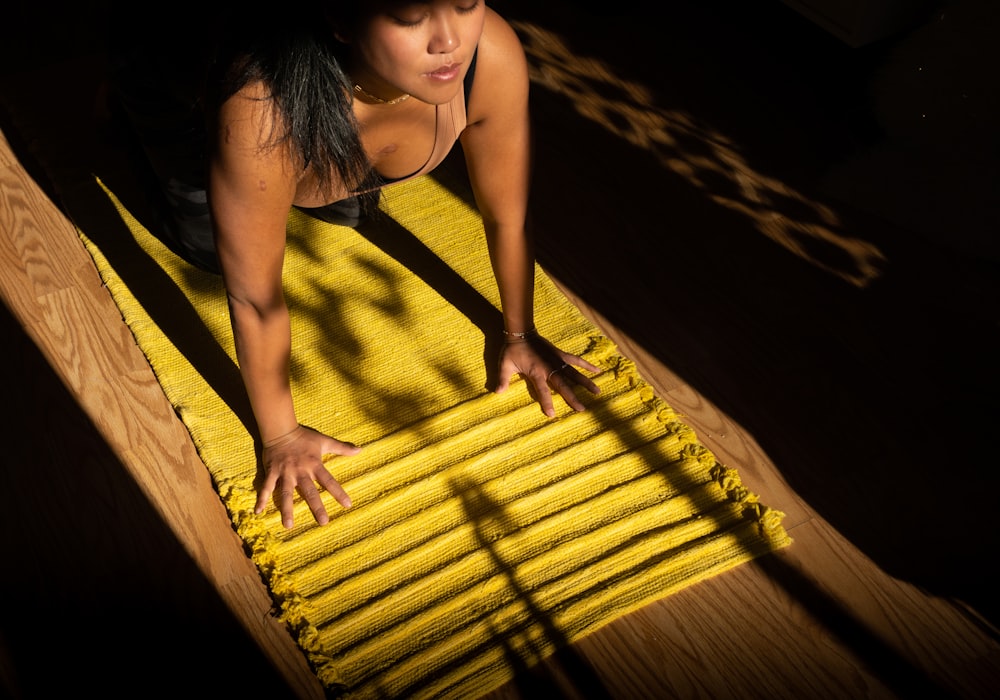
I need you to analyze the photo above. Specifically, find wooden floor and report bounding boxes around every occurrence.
[2,1,998,697]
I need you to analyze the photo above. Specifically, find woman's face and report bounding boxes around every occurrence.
[347,0,487,104]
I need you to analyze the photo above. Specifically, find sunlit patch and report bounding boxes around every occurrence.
[513,21,886,288]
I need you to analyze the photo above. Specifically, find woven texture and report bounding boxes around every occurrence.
[80,175,790,699]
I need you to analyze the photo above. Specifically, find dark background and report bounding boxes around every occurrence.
[2,0,998,696]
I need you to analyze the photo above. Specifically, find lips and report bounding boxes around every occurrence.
[426,63,461,82]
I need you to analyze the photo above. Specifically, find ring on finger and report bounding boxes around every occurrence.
[547,363,569,382]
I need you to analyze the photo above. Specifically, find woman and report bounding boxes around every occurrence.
[126,1,601,528]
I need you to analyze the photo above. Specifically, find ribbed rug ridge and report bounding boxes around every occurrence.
[79,174,790,699]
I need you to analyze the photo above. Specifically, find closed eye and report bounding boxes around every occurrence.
[389,1,480,26]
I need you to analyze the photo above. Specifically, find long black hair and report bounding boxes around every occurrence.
[206,4,381,214]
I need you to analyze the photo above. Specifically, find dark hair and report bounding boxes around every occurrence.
[207,6,381,215]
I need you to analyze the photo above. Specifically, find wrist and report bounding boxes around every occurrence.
[262,424,304,449]
[502,326,537,343]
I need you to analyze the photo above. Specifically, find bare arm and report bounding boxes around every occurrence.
[211,86,298,441]
[461,10,599,416]
[209,85,358,528]
[461,10,534,335]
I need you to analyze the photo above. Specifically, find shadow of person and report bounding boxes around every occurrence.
[355,211,506,392]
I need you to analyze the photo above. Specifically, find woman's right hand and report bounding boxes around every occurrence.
[255,424,361,529]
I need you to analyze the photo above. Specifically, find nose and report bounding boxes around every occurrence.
[428,18,459,54]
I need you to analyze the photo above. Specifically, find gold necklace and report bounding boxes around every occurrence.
[353,83,411,105]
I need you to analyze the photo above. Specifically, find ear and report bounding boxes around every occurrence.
[325,11,351,43]
[331,24,351,43]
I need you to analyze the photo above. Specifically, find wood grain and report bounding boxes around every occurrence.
[0,130,324,700]
[2,1,999,697]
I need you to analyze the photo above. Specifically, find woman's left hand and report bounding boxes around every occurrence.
[495,333,601,417]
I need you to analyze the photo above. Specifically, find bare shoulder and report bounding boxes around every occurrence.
[216,80,277,152]
[467,8,529,124]
[213,80,301,187]
[480,7,526,58]
[211,78,300,221]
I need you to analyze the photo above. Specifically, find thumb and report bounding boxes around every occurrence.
[325,438,362,457]
[494,362,513,394]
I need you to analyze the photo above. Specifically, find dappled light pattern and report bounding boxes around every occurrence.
[78,176,789,699]
[513,21,886,288]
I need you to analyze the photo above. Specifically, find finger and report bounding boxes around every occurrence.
[279,485,296,529]
[548,370,588,412]
[560,393,586,413]
[564,366,601,396]
[317,471,353,509]
[255,471,280,514]
[564,353,601,375]
[298,483,330,525]
[533,373,557,417]
[494,361,513,394]
[316,442,357,510]
[326,439,362,457]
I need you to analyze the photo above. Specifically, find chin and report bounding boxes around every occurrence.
[416,83,463,106]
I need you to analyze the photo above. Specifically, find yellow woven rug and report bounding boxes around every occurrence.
[80,173,790,699]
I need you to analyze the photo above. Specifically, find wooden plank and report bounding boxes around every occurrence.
[0,129,323,699]
[3,2,1000,695]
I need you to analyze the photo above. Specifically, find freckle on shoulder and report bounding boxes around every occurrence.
[259,179,267,191]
